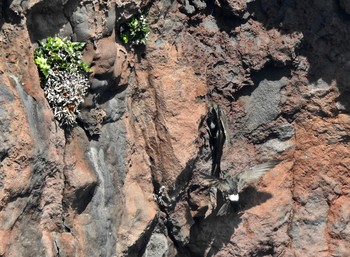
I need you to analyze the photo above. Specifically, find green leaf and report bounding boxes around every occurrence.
[34,36,91,81]
[119,13,149,46]
[79,61,91,72]
[130,18,138,28]
[121,33,129,44]
[34,56,51,78]
[66,46,74,56]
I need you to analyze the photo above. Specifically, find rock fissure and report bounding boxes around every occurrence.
[53,237,60,257]
[2,0,350,256]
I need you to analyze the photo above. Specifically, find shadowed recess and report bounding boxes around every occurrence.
[247,0,350,113]
[185,188,272,257]
[0,0,21,28]
[71,182,97,214]
[26,0,82,42]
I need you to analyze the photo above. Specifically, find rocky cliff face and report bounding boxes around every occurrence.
[1,0,350,256]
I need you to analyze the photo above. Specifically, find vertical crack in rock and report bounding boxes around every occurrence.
[3,0,350,255]
[53,236,60,257]
[285,160,297,254]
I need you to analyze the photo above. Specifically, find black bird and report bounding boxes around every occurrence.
[200,160,280,216]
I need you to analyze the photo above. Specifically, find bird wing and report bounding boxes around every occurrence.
[236,160,280,193]
[199,172,231,192]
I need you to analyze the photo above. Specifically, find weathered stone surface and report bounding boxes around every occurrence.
[219,0,250,16]
[0,19,66,257]
[242,77,288,133]
[144,232,168,257]
[2,0,350,256]
[179,0,195,15]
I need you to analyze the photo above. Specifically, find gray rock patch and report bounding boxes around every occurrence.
[0,83,15,102]
[191,0,206,10]
[70,3,93,41]
[180,0,195,15]
[202,15,219,33]
[262,138,293,153]
[243,77,288,133]
[145,233,169,257]
[273,123,295,141]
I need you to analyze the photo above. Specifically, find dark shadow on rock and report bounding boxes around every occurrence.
[185,188,272,256]
[232,63,292,100]
[186,0,244,34]
[185,210,242,257]
[75,117,101,141]
[245,0,350,114]
[75,79,127,140]
[71,182,97,214]
[238,187,273,212]
[251,63,292,86]
[94,84,128,105]
[133,44,147,62]
[212,5,245,34]
[127,215,158,257]
[168,158,198,212]
[0,0,21,29]
[26,0,82,42]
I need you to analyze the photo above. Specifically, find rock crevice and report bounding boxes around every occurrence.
[1,0,350,256]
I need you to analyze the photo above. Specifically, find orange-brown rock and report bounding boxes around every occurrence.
[1,0,350,256]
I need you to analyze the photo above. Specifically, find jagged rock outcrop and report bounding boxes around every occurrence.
[1,0,350,256]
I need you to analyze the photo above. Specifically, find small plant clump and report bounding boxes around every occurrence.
[119,14,150,45]
[34,36,91,128]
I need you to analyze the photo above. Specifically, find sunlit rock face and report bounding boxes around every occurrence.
[1,0,350,256]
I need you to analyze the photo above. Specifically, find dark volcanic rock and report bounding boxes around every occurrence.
[1,0,350,256]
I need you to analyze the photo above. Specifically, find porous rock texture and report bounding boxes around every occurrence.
[1,0,350,256]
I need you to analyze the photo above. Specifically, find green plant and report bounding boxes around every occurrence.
[34,36,91,128]
[120,14,150,45]
[34,36,90,79]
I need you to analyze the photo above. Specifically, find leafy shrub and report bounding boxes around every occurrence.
[120,14,150,45]
[34,36,90,128]
[34,36,90,79]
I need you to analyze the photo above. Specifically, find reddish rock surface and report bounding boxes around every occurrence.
[1,0,350,256]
